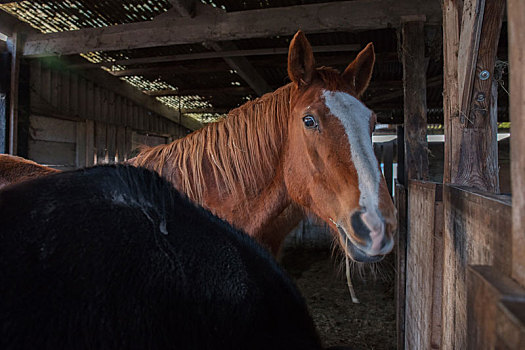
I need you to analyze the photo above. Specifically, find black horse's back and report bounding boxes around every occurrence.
[0,165,321,350]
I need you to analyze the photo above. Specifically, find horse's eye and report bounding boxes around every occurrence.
[302,115,317,129]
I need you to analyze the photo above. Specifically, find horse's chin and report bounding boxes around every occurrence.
[335,225,385,263]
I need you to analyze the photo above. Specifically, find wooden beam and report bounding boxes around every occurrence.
[143,86,253,97]
[183,108,230,114]
[0,10,33,37]
[205,41,271,96]
[0,11,197,131]
[442,0,462,185]
[508,0,525,287]
[402,20,429,180]
[365,75,442,105]
[457,0,485,116]
[444,0,504,192]
[108,62,231,77]
[22,1,442,57]
[72,44,362,70]
[169,0,196,18]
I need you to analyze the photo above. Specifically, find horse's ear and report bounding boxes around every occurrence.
[342,43,375,97]
[288,30,315,87]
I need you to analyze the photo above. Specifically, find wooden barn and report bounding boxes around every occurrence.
[0,0,524,349]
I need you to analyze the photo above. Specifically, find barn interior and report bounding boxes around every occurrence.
[1,1,524,349]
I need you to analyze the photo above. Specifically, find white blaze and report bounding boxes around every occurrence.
[322,90,380,211]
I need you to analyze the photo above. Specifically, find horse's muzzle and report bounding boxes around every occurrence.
[336,208,394,262]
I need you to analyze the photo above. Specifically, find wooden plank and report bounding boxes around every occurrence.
[116,125,126,163]
[205,41,271,96]
[124,127,132,161]
[85,119,94,167]
[443,0,462,186]
[144,87,251,97]
[402,20,429,181]
[508,0,525,288]
[106,123,116,163]
[395,183,408,350]
[496,300,525,349]
[94,121,107,164]
[457,0,485,116]
[405,181,443,350]
[445,0,504,192]
[442,185,512,350]
[69,72,78,113]
[383,142,393,196]
[39,56,199,131]
[8,31,23,155]
[22,1,442,57]
[0,52,9,154]
[61,70,70,114]
[456,0,504,191]
[29,115,77,143]
[169,0,196,17]
[96,45,360,70]
[28,139,76,168]
[467,266,525,349]
[75,121,86,168]
[430,201,444,349]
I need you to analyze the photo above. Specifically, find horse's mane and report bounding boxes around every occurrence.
[132,68,345,205]
[132,84,292,204]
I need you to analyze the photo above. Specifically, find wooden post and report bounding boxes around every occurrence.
[402,20,429,181]
[8,31,24,155]
[384,141,393,196]
[0,52,9,154]
[443,0,504,192]
[508,0,525,287]
[441,1,506,348]
[395,183,408,350]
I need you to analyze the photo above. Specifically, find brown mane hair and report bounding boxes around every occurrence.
[132,84,291,204]
[132,67,346,205]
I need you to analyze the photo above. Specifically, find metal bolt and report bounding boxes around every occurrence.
[479,70,490,80]
[476,92,485,102]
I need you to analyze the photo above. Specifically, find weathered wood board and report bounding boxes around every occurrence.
[442,185,512,350]
[395,183,407,350]
[495,300,525,349]
[467,266,525,350]
[405,180,443,350]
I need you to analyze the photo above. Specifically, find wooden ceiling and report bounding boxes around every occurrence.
[0,1,508,127]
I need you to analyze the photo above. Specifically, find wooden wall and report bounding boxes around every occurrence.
[405,181,443,350]
[26,59,188,168]
[442,186,512,349]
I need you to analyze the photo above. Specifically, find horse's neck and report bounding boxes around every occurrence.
[155,87,293,237]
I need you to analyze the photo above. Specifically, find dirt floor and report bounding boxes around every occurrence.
[280,247,397,350]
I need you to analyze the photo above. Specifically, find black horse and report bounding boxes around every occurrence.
[0,165,323,350]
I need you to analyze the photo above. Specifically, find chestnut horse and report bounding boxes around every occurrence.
[0,31,395,263]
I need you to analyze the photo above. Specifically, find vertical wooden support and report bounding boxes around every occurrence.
[8,32,23,155]
[405,181,443,350]
[75,121,86,168]
[85,120,95,167]
[395,183,408,350]
[444,0,504,192]
[443,0,461,186]
[0,52,9,154]
[508,0,525,287]
[402,20,429,181]
[383,142,393,196]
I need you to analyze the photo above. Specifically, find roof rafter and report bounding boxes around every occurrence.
[21,0,441,57]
